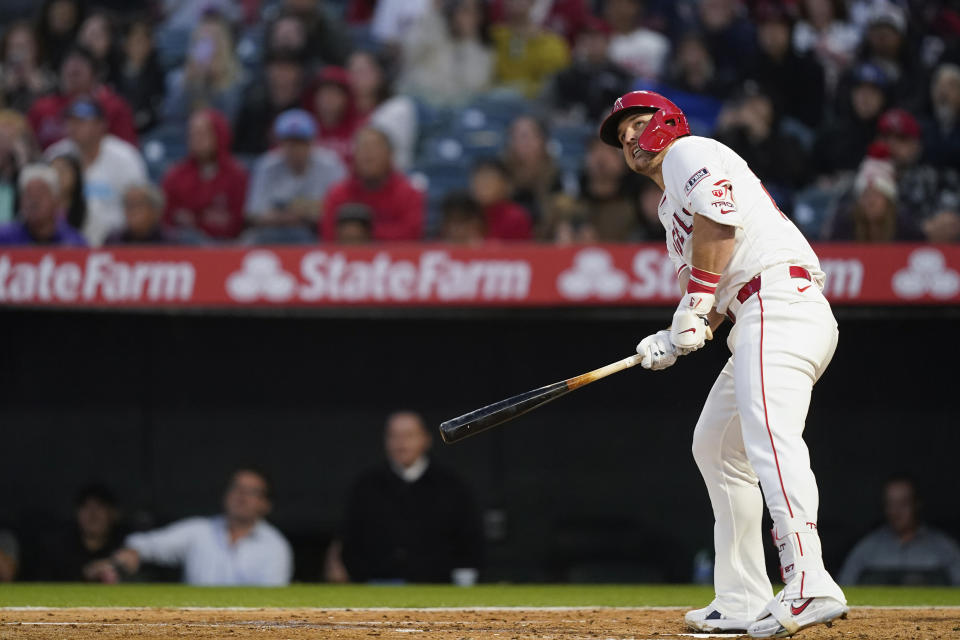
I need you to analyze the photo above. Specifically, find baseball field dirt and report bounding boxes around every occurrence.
[3,606,959,639]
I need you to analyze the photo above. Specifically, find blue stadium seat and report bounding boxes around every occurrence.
[140,124,186,182]
[154,27,192,72]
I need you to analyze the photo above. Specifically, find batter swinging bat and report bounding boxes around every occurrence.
[439,353,644,444]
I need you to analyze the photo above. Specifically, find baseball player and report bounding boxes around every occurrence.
[599,91,847,638]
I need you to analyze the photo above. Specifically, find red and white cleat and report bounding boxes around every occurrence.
[748,592,849,638]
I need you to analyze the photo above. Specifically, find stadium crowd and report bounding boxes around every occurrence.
[0,0,958,248]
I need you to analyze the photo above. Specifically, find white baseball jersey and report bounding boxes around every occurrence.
[657,136,824,313]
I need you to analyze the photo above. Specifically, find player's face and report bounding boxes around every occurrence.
[617,113,658,174]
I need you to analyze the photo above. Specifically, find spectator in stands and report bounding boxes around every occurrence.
[306,66,361,166]
[85,468,293,586]
[321,126,423,241]
[569,137,640,242]
[0,529,18,582]
[45,98,147,246]
[326,411,483,584]
[0,21,55,113]
[30,485,125,581]
[469,157,532,241]
[160,0,243,32]
[876,108,960,239]
[0,110,37,226]
[490,0,571,98]
[550,17,631,123]
[234,51,307,155]
[855,3,924,112]
[113,16,166,134]
[695,0,756,92]
[663,31,730,98]
[0,164,85,246]
[106,182,181,245]
[503,115,562,224]
[34,0,86,70]
[839,475,960,585]
[347,50,418,172]
[275,0,351,66]
[162,14,245,124]
[748,3,827,129]
[715,85,811,195]
[924,63,960,169]
[49,153,86,232]
[398,0,493,107]
[163,109,248,240]
[793,0,860,95]
[825,142,919,242]
[439,191,486,244]
[369,0,430,49]
[333,202,374,244]
[28,45,138,150]
[77,10,121,85]
[264,13,311,64]
[489,0,591,44]
[814,63,890,176]
[248,109,346,243]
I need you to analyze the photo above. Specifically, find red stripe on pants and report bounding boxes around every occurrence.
[759,293,795,518]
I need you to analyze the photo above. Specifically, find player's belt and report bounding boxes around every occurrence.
[726,265,812,323]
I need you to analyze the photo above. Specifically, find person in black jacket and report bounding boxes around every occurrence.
[327,411,483,584]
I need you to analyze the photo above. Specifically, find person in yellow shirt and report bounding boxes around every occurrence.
[491,0,570,97]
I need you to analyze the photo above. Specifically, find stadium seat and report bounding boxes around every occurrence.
[154,27,192,72]
[140,124,186,182]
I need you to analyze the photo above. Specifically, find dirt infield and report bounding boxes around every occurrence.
[2,607,958,639]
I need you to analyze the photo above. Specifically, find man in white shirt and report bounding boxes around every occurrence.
[46,98,147,246]
[601,91,847,638]
[85,468,293,586]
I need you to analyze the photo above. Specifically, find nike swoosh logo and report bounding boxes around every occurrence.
[790,598,814,616]
[679,328,696,335]
[720,209,735,215]
[798,285,811,293]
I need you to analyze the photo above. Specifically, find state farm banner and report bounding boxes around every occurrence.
[0,244,958,309]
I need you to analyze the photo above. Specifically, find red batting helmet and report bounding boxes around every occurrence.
[599,91,690,152]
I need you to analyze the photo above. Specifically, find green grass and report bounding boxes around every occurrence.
[1,584,958,608]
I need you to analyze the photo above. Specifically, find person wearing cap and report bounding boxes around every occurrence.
[163,109,249,240]
[813,63,890,175]
[321,126,424,241]
[233,50,307,155]
[334,202,374,243]
[747,3,826,129]
[550,16,631,122]
[28,484,126,581]
[0,163,85,246]
[397,0,493,107]
[307,66,362,166]
[44,97,147,246]
[245,109,346,243]
[27,45,137,150]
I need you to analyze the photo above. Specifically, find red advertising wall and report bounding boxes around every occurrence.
[1,244,958,308]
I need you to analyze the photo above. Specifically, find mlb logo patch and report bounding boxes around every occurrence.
[684,167,710,195]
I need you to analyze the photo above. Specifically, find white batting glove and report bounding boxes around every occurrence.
[636,330,678,370]
[670,292,714,354]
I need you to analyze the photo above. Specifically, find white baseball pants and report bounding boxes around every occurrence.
[692,269,846,620]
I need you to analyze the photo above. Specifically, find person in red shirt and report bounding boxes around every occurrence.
[321,126,424,241]
[27,45,137,150]
[161,109,249,240]
[469,158,533,241]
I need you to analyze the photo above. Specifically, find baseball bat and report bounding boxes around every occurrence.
[439,353,644,444]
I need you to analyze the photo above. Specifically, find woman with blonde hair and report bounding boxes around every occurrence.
[162,14,244,123]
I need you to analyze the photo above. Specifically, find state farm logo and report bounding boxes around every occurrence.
[225,249,531,303]
[226,251,296,302]
[892,248,959,299]
[557,249,629,300]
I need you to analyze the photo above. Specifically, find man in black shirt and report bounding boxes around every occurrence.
[327,411,483,584]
